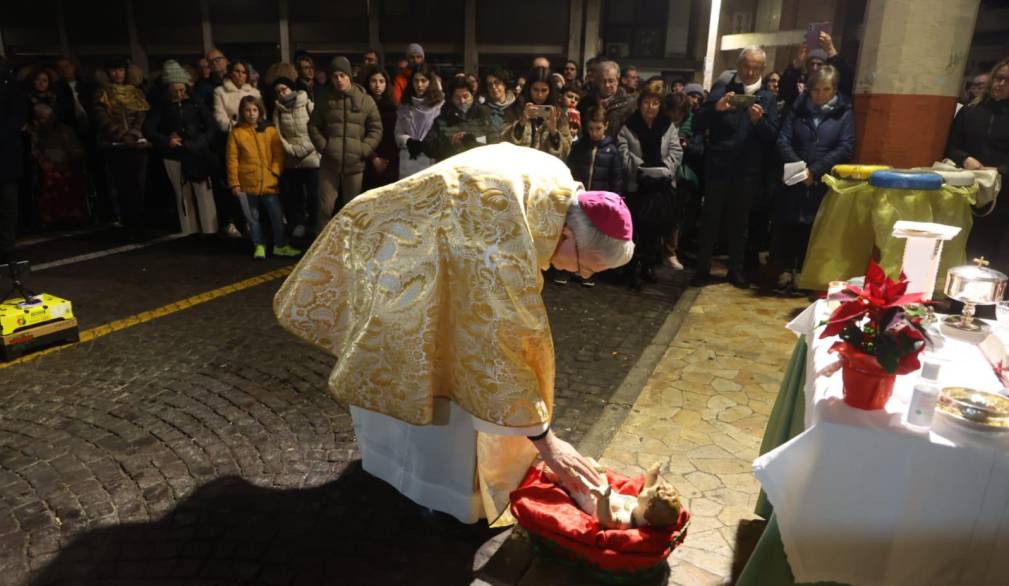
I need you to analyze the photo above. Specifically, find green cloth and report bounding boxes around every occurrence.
[754,338,808,520]
[739,337,847,586]
[736,514,846,586]
[798,175,977,294]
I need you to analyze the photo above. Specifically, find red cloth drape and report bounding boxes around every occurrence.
[509,463,690,572]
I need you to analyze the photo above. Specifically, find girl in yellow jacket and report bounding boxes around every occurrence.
[227,96,301,259]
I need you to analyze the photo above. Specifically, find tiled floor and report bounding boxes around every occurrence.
[597,284,809,585]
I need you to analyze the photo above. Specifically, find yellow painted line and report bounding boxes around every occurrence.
[1,266,293,370]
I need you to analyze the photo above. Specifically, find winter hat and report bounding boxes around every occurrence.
[406,43,425,58]
[578,191,633,241]
[806,49,829,64]
[273,76,297,92]
[683,83,704,97]
[330,56,353,77]
[161,60,190,85]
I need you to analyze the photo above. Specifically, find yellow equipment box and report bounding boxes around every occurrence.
[1,293,75,336]
[1,294,79,361]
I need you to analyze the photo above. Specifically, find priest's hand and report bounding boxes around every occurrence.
[531,429,602,494]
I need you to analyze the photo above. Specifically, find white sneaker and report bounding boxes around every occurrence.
[664,255,684,270]
[224,223,242,238]
[292,224,306,238]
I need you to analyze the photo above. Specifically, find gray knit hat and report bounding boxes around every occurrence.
[806,49,829,64]
[683,83,704,97]
[329,56,352,77]
[161,60,190,85]
[406,43,425,58]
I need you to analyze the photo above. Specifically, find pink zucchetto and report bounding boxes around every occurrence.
[577,191,633,241]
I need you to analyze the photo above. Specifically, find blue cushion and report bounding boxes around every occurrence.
[868,170,944,190]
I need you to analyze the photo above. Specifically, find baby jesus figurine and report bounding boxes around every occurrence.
[546,461,683,529]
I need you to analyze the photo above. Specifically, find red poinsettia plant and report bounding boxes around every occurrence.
[820,260,931,374]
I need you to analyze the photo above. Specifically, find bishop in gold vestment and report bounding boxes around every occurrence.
[274,143,606,523]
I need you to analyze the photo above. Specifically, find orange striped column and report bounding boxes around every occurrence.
[853,0,981,168]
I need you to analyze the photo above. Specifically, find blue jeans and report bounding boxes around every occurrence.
[242,194,286,247]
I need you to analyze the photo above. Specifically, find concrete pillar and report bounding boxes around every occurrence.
[57,0,71,57]
[279,0,291,63]
[702,0,723,88]
[368,0,383,61]
[464,0,477,73]
[568,0,584,65]
[200,0,213,55]
[584,0,602,61]
[853,0,981,167]
[125,0,149,73]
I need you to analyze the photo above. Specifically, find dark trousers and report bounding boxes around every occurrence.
[280,168,319,231]
[1,181,18,264]
[771,223,812,274]
[696,163,763,274]
[104,148,149,232]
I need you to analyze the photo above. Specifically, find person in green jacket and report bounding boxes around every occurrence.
[308,56,382,233]
[422,77,494,161]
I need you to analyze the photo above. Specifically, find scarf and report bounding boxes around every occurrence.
[98,83,150,112]
[742,77,762,96]
[810,94,839,129]
[278,92,298,109]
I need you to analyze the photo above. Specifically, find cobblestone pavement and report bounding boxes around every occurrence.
[0,233,687,585]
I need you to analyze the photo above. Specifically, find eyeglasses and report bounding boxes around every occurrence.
[210,56,226,63]
[993,75,1009,85]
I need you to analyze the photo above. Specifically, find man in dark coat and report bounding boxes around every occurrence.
[691,46,780,288]
[308,56,382,232]
[0,58,27,263]
[779,31,854,110]
[577,60,637,138]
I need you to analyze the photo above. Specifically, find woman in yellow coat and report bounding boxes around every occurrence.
[226,95,301,259]
[274,143,635,525]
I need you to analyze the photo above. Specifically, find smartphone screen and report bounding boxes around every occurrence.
[806,22,832,51]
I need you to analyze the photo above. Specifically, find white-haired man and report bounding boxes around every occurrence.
[577,60,636,138]
[691,46,779,289]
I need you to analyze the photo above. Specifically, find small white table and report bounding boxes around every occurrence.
[753,301,1009,586]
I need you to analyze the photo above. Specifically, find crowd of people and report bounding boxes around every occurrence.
[1,34,1007,292]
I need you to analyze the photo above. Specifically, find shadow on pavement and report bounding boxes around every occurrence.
[729,517,767,583]
[35,461,503,586]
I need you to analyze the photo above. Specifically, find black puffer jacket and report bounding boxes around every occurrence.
[567,135,625,195]
[422,102,494,160]
[946,97,1009,179]
[143,97,218,181]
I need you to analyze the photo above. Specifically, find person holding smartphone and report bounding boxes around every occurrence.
[503,67,572,160]
[691,45,779,289]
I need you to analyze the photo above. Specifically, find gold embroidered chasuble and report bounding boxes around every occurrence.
[273,144,578,522]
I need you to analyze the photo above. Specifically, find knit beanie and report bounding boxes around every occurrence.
[406,43,425,59]
[330,56,353,77]
[161,60,190,85]
[683,83,704,97]
[807,49,829,64]
[273,76,297,92]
